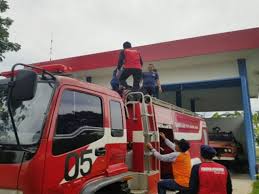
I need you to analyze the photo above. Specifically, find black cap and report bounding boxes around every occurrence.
[200,145,217,159]
[175,139,190,152]
[123,41,132,49]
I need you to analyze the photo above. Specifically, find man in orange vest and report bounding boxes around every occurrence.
[117,41,143,91]
[147,133,191,194]
[189,145,232,194]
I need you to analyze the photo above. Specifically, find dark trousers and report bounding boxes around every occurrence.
[110,81,119,91]
[143,86,156,96]
[158,179,188,194]
[154,86,159,98]
[119,68,142,91]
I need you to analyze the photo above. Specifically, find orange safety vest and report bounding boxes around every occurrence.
[124,49,142,69]
[172,151,191,187]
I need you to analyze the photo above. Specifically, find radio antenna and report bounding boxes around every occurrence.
[49,32,53,61]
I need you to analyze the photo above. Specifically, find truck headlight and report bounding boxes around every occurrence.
[0,189,23,194]
[228,149,232,153]
[224,149,228,152]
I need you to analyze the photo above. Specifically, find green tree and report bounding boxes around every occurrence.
[0,0,20,61]
[221,111,242,118]
[211,111,242,119]
[211,112,222,119]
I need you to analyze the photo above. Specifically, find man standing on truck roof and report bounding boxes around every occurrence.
[142,64,162,97]
[147,132,191,194]
[189,145,233,194]
[117,41,143,92]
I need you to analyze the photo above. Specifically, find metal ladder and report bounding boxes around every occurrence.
[125,92,159,173]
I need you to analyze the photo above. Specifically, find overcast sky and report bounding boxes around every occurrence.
[1,0,259,109]
[2,0,259,69]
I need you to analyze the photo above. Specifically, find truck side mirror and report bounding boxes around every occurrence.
[11,69,38,101]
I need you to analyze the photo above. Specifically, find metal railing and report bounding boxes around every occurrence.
[152,97,199,117]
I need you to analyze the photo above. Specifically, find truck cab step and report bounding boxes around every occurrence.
[130,189,148,194]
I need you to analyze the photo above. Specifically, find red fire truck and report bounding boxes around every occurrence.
[208,127,243,161]
[0,64,208,194]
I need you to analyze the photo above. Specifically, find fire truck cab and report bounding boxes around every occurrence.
[0,64,208,194]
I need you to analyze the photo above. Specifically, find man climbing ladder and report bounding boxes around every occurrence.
[117,41,143,91]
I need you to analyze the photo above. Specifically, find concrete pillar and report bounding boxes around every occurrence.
[176,90,182,107]
[238,58,256,179]
[190,99,196,112]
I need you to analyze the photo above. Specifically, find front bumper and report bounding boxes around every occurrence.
[213,156,235,160]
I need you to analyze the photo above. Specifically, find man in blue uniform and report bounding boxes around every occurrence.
[110,68,120,91]
[142,64,162,96]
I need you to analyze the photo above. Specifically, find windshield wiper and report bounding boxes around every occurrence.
[6,63,55,153]
[7,81,21,148]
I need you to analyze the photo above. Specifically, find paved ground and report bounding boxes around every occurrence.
[232,174,253,194]
[166,174,253,194]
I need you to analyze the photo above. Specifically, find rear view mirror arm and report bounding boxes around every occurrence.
[10,63,56,80]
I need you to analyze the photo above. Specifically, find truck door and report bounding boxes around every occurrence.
[43,88,107,194]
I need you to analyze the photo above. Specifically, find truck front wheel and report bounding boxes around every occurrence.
[95,181,131,194]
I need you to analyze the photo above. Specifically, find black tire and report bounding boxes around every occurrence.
[95,182,131,194]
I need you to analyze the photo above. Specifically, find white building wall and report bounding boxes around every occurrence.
[247,53,259,98]
[73,57,239,89]
[157,62,239,85]
[70,48,258,100]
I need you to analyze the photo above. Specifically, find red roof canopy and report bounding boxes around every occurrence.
[34,27,259,72]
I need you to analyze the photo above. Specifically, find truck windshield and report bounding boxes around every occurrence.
[0,79,54,145]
